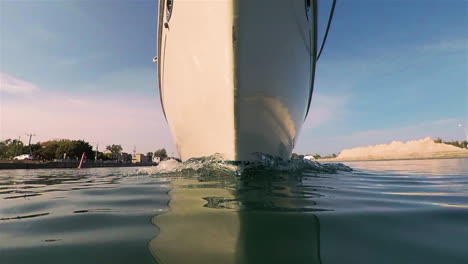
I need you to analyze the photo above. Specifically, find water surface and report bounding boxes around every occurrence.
[1,158,467,263]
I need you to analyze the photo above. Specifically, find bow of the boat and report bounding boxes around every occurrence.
[158,0,315,161]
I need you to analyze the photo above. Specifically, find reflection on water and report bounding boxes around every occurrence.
[149,175,323,264]
[149,178,240,263]
[235,173,322,264]
[341,158,468,176]
[0,168,170,264]
[1,159,467,264]
[150,158,468,264]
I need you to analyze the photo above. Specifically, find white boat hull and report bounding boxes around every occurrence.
[157,0,317,161]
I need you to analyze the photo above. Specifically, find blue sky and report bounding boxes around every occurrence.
[1,0,466,155]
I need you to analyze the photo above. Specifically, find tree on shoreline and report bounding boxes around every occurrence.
[0,139,25,158]
[106,144,123,155]
[154,148,168,159]
[36,140,94,160]
[0,139,95,160]
[433,138,467,149]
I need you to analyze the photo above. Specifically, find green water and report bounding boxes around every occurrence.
[1,158,467,263]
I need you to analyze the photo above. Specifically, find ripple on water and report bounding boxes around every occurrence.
[1,158,467,264]
[0,167,169,264]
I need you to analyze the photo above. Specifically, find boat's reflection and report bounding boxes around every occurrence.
[149,173,323,264]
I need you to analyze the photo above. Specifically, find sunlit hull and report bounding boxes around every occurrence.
[157,0,317,161]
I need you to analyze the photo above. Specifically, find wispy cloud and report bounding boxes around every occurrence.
[78,67,157,94]
[56,54,107,67]
[0,89,176,155]
[341,118,465,147]
[303,93,349,129]
[30,24,59,43]
[0,72,39,95]
[421,38,467,53]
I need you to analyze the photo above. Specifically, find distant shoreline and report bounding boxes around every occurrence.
[318,138,468,163]
[318,155,468,163]
[0,160,158,170]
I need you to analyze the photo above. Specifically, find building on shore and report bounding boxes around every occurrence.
[132,154,150,164]
[99,150,132,163]
[120,152,132,163]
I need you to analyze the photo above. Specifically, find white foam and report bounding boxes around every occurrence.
[137,153,352,176]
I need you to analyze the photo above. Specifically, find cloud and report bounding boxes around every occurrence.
[0,67,176,155]
[0,90,177,155]
[79,67,157,94]
[341,118,464,147]
[56,54,107,67]
[421,38,467,53]
[302,93,349,129]
[0,72,39,95]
